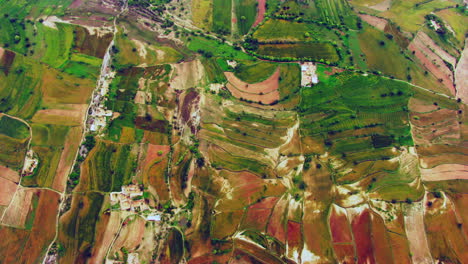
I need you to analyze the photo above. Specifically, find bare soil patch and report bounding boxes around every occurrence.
[1,187,36,228]
[455,40,468,102]
[170,60,205,90]
[32,104,88,126]
[252,0,266,28]
[408,97,439,113]
[370,0,392,11]
[0,165,20,182]
[0,177,17,206]
[421,164,468,181]
[89,212,122,264]
[404,203,433,264]
[358,14,388,31]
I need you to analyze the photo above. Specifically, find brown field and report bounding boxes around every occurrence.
[146,157,170,202]
[420,153,468,169]
[1,187,36,228]
[41,69,95,106]
[359,14,388,31]
[369,0,391,11]
[19,190,60,263]
[404,202,433,264]
[52,126,82,192]
[351,209,375,263]
[253,0,266,28]
[455,41,468,102]
[0,177,17,206]
[0,227,30,263]
[416,32,457,66]
[332,244,356,264]
[266,195,289,243]
[409,34,455,95]
[88,211,122,264]
[370,211,393,264]
[143,144,170,170]
[111,216,146,256]
[329,205,353,243]
[241,208,271,231]
[224,69,280,104]
[425,194,468,262]
[421,164,468,181]
[250,196,279,210]
[234,238,284,264]
[286,220,303,258]
[408,97,439,113]
[212,210,244,239]
[170,60,205,90]
[0,165,20,182]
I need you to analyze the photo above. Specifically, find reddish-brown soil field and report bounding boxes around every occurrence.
[225,69,280,104]
[329,205,353,243]
[234,238,284,264]
[267,196,288,243]
[52,126,82,192]
[358,14,388,31]
[370,211,394,264]
[0,165,20,182]
[0,177,17,206]
[19,190,60,263]
[252,0,266,28]
[387,232,412,264]
[250,196,279,210]
[241,208,271,231]
[0,227,30,263]
[143,144,170,169]
[286,220,302,252]
[332,244,356,264]
[351,209,375,264]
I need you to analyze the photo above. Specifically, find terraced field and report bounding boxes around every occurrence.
[0,1,466,264]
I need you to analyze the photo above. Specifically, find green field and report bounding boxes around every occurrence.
[83,141,136,192]
[235,0,257,35]
[358,25,410,79]
[213,0,232,35]
[253,19,310,42]
[300,72,413,148]
[0,115,29,139]
[315,0,357,28]
[188,36,255,61]
[233,61,277,83]
[257,42,339,62]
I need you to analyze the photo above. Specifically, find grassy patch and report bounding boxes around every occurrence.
[0,115,29,139]
[188,36,255,60]
[234,61,277,83]
[257,42,339,62]
[213,0,232,35]
[235,0,257,35]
